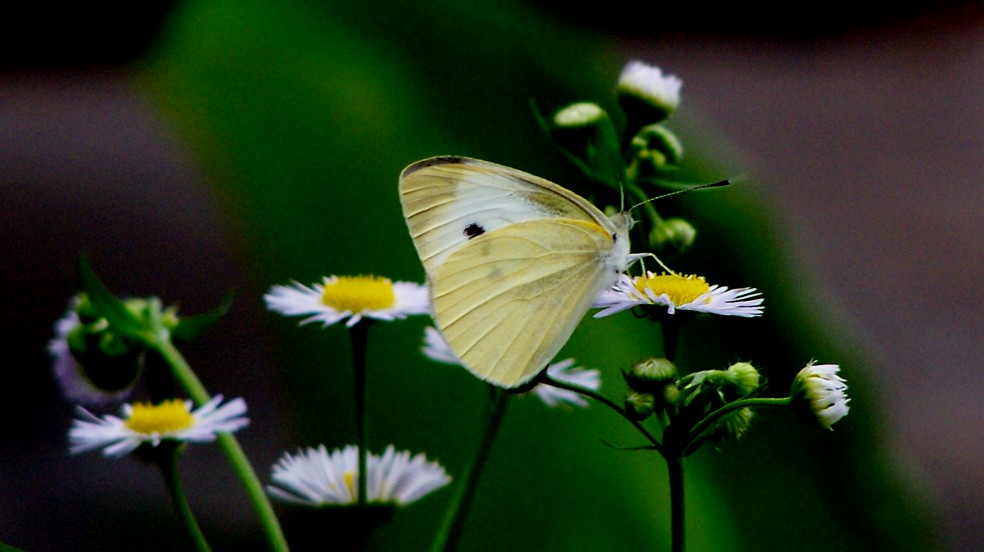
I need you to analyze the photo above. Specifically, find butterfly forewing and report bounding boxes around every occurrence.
[400,157,613,275]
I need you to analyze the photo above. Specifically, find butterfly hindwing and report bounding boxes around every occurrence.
[432,219,618,387]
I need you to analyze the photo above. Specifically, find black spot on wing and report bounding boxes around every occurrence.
[464,222,486,239]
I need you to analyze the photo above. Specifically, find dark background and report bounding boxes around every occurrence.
[1,1,980,550]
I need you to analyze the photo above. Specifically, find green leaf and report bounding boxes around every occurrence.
[170,292,234,342]
[77,256,154,344]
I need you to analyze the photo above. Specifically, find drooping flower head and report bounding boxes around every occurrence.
[422,326,601,408]
[69,395,249,457]
[593,272,763,319]
[267,444,450,507]
[48,296,141,406]
[265,275,429,328]
[791,362,850,429]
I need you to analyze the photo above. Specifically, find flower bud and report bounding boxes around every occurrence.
[617,61,682,131]
[548,102,620,183]
[791,362,850,429]
[710,407,755,443]
[624,391,656,421]
[630,123,684,170]
[725,362,761,397]
[623,357,677,394]
[650,217,697,251]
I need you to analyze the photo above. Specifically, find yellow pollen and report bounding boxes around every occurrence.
[343,470,357,499]
[321,275,395,312]
[124,399,194,435]
[636,273,710,305]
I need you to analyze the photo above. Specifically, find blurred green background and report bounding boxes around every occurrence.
[4,0,981,550]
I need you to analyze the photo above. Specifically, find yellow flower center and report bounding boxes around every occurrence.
[635,273,710,306]
[320,275,395,312]
[124,399,194,435]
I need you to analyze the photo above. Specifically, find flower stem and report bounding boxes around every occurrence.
[685,397,791,455]
[347,320,372,519]
[430,386,510,552]
[159,448,212,552]
[539,373,665,456]
[667,455,685,552]
[155,336,290,552]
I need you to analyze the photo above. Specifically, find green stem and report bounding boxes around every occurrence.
[667,455,684,552]
[661,318,680,363]
[159,448,212,552]
[155,336,290,552]
[539,373,664,457]
[685,397,791,455]
[347,320,372,519]
[430,386,510,552]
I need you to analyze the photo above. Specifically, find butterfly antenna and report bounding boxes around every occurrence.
[628,179,730,212]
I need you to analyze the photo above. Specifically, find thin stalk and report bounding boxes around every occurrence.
[667,455,685,552]
[539,373,664,456]
[159,448,212,552]
[347,320,372,518]
[684,397,791,455]
[429,386,510,552]
[155,337,290,552]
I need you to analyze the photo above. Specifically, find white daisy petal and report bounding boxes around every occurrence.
[420,327,601,409]
[68,395,249,457]
[533,360,601,408]
[792,362,850,429]
[48,299,136,405]
[267,444,450,507]
[593,272,763,318]
[265,275,429,328]
[617,60,683,114]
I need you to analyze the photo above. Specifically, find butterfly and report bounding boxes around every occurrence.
[399,156,637,388]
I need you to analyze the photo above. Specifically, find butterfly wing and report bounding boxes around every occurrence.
[433,218,618,387]
[399,156,615,276]
[399,156,625,388]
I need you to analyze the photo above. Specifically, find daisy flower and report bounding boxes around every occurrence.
[267,444,450,507]
[265,275,429,328]
[791,362,850,429]
[617,61,683,118]
[593,272,763,318]
[69,395,249,457]
[422,326,601,408]
[48,298,138,405]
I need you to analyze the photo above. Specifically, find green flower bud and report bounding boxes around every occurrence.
[725,362,761,397]
[624,391,656,421]
[710,407,755,443]
[630,124,684,170]
[623,357,677,394]
[548,102,621,185]
[553,102,608,128]
[650,217,697,251]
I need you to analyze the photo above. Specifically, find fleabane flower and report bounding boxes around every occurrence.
[791,362,850,429]
[267,444,450,507]
[617,61,683,121]
[422,327,601,408]
[593,272,763,318]
[69,395,249,457]
[48,297,139,405]
[265,275,429,328]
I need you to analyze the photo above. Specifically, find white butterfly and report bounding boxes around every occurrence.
[399,156,637,389]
